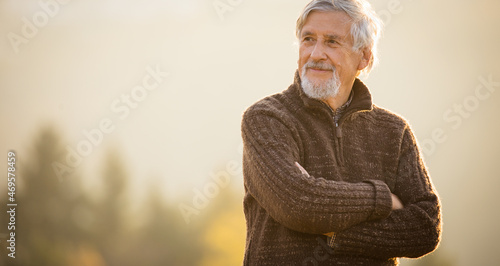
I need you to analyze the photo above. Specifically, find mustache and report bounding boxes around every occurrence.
[304,61,335,71]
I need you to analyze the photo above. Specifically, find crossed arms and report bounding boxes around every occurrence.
[295,161,404,212]
[295,161,404,239]
[242,111,441,259]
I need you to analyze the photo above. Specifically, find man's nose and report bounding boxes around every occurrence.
[310,42,327,61]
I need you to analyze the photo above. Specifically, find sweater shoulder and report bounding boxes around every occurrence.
[243,89,297,121]
[363,105,411,131]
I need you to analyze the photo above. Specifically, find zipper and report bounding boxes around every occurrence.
[323,103,345,166]
[335,123,342,138]
[334,122,345,166]
[327,232,337,248]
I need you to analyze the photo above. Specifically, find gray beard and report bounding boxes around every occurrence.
[300,63,341,100]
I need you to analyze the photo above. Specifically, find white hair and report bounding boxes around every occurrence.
[301,61,341,100]
[296,0,383,75]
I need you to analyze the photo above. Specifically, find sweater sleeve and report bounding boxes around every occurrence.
[331,127,442,259]
[241,107,393,234]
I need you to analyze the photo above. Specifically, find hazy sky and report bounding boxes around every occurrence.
[1,0,499,265]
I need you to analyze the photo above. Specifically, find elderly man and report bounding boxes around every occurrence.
[241,0,442,265]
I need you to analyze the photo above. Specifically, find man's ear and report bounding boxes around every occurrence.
[357,47,372,71]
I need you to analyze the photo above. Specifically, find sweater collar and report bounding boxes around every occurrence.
[291,70,373,114]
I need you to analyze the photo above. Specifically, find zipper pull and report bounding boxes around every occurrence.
[335,123,342,138]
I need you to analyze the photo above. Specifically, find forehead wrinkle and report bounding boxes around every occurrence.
[300,11,354,41]
[301,30,344,39]
[301,26,350,40]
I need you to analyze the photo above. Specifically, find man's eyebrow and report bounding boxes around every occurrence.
[324,34,343,41]
[301,31,315,37]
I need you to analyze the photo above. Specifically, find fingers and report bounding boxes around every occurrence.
[391,193,404,210]
[295,162,310,177]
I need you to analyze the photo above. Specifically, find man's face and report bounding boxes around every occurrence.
[298,11,369,100]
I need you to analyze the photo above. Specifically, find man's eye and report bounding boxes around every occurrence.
[303,37,314,42]
[327,39,337,45]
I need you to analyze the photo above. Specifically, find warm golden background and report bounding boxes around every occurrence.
[1,0,499,265]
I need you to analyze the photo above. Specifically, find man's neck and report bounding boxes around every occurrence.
[324,89,353,111]
[323,79,355,110]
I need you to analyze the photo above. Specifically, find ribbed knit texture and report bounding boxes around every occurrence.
[241,72,441,265]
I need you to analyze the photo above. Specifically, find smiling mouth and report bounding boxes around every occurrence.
[308,68,332,72]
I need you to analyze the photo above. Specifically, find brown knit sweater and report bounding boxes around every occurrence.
[241,72,441,265]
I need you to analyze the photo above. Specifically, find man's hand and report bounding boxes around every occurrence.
[391,193,404,210]
[295,162,310,177]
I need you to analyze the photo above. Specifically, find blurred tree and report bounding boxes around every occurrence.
[90,148,130,266]
[2,125,91,266]
[126,178,204,266]
[0,125,247,266]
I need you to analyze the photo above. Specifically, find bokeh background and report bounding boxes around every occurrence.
[1,0,499,265]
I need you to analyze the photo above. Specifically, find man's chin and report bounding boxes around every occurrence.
[306,80,328,89]
[304,73,331,84]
